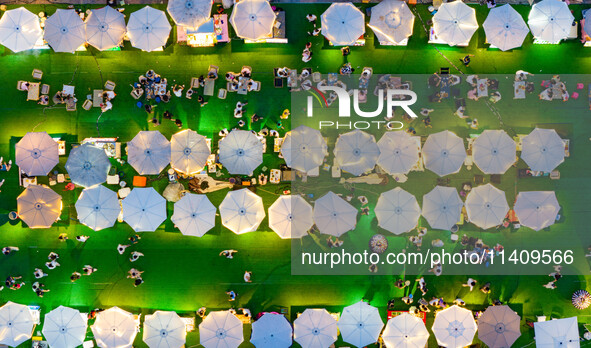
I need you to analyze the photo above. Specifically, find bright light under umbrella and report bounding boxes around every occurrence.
[85,6,127,51]
[219,130,263,175]
[75,185,120,231]
[15,131,59,177]
[423,130,466,177]
[368,0,415,44]
[171,130,210,175]
[432,305,477,348]
[433,1,478,46]
[334,130,380,176]
[294,308,337,348]
[91,307,137,348]
[230,0,276,40]
[122,187,167,232]
[321,2,365,46]
[478,305,521,348]
[0,302,35,347]
[167,0,212,30]
[514,191,560,231]
[42,306,87,348]
[44,9,86,53]
[143,311,187,348]
[127,130,171,175]
[171,193,216,237]
[281,125,328,173]
[127,6,172,52]
[313,191,358,237]
[383,313,429,348]
[251,313,293,348]
[377,131,419,175]
[528,0,574,43]
[483,4,529,51]
[338,301,384,348]
[65,143,111,188]
[375,187,421,235]
[521,128,565,172]
[534,317,579,348]
[0,7,43,53]
[422,186,463,230]
[219,188,265,234]
[465,184,509,230]
[17,184,62,229]
[269,195,314,239]
[199,311,243,348]
[472,130,516,174]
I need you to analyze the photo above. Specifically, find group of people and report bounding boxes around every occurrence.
[118,234,145,287]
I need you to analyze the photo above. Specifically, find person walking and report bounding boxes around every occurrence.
[130,251,144,262]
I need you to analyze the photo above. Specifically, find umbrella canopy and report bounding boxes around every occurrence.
[478,306,521,348]
[521,128,565,172]
[127,130,171,175]
[514,191,560,231]
[75,185,120,231]
[321,2,365,46]
[44,9,86,53]
[585,11,591,39]
[432,305,477,348]
[382,313,429,348]
[422,186,463,230]
[334,130,380,176]
[375,187,421,235]
[91,307,137,348]
[433,1,478,46]
[143,311,186,348]
[423,130,466,177]
[17,185,62,229]
[368,0,415,44]
[338,301,384,348]
[528,0,573,43]
[219,188,265,234]
[127,6,171,52]
[483,4,529,51]
[199,311,243,348]
[0,7,42,53]
[465,184,509,230]
[171,193,216,237]
[167,0,212,30]
[269,195,314,239]
[534,317,580,348]
[377,131,419,175]
[170,130,210,175]
[251,313,293,348]
[313,191,358,237]
[65,143,111,187]
[230,0,276,40]
[219,130,263,175]
[85,6,127,51]
[0,302,34,347]
[294,309,337,348]
[122,187,167,232]
[15,131,59,176]
[42,306,87,348]
[281,125,328,173]
[472,130,516,174]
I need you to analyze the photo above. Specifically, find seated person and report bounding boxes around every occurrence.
[241,67,251,78]
[276,67,290,78]
[103,90,116,100]
[146,70,155,79]
[38,95,49,105]
[207,71,217,79]
[228,81,239,92]
[0,160,12,171]
[225,72,236,82]
[186,88,194,99]
[489,91,501,103]
[100,100,113,112]
[172,84,184,97]
[299,69,310,80]
[198,75,205,87]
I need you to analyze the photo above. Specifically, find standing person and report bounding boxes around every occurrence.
[244,271,252,283]
[130,251,144,262]
[240,308,252,319]
[76,235,89,242]
[127,268,143,279]
[219,250,238,259]
[460,54,475,67]
[306,13,317,26]
[34,268,48,279]
[134,278,144,287]
[420,108,434,117]
[48,252,59,260]
[129,234,141,244]
[58,233,68,242]
[45,259,60,270]
[82,265,97,275]
[197,307,207,318]
[463,278,477,291]
[2,246,19,255]
[197,95,208,107]
[117,244,130,254]
[70,272,81,282]
[226,290,237,301]
[543,281,557,289]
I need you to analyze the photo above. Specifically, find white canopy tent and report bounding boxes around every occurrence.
[167,0,212,30]
[338,301,384,348]
[294,308,337,348]
[534,317,580,348]
[171,193,216,237]
[250,313,293,348]
[472,130,516,174]
[465,184,509,230]
[0,7,43,53]
[334,130,380,176]
[0,302,35,347]
[127,130,171,175]
[219,188,265,234]
[375,187,421,235]
[15,131,59,177]
[127,6,172,52]
[483,4,529,51]
[17,184,62,229]
[122,187,167,232]
[432,1,478,46]
[514,191,560,231]
[423,130,466,177]
[521,128,565,172]
[230,0,276,41]
[143,311,187,348]
[42,306,87,348]
[432,305,477,348]
[75,185,120,231]
[199,311,243,348]
[170,129,210,175]
[382,313,429,348]
[422,186,463,230]
[528,0,574,43]
[368,0,415,44]
[85,6,127,50]
[376,131,419,175]
[478,305,521,348]
[313,191,358,237]
[219,130,263,175]
[280,125,328,173]
[269,195,314,239]
[65,143,111,188]
[91,307,137,348]
[44,9,86,53]
[321,2,365,46]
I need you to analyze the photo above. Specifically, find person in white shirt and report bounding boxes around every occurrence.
[76,235,89,242]
[462,278,477,291]
[306,14,317,25]
[244,271,252,283]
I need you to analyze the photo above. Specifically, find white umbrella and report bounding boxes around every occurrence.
[65,143,111,188]
[167,0,212,30]
[219,188,265,234]
[422,186,463,230]
[17,184,62,229]
[269,195,314,239]
[0,7,42,53]
[472,130,516,174]
[334,130,380,176]
[368,0,415,44]
[433,1,478,46]
[143,311,186,348]
[465,184,509,230]
[42,306,87,348]
[521,128,565,172]
[377,131,419,175]
[127,130,171,175]
[199,311,243,348]
[585,11,591,39]
[375,187,421,235]
[383,313,429,348]
[15,131,59,177]
[534,317,580,348]
[313,191,358,237]
[44,9,86,53]
[230,0,276,40]
[127,6,171,52]
[280,125,328,173]
[321,2,365,46]
[294,309,337,348]
[514,191,560,231]
[170,130,210,175]
[219,130,263,175]
[338,301,384,348]
[478,306,521,348]
[423,130,466,177]
[251,313,293,348]
[432,305,477,348]
[0,302,35,347]
[122,187,167,232]
[75,185,120,231]
[91,307,137,348]
[85,6,127,51]
[171,193,216,237]
[528,0,574,43]
[483,4,529,51]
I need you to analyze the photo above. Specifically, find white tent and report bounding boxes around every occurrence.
[321,2,365,46]
[75,185,120,231]
[127,6,172,52]
[383,313,429,348]
[514,191,560,231]
[0,7,43,53]
[269,195,314,239]
[143,311,187,348]
[528,0,574,43]
[472,130,516,174]
[478,305,521,348]
[65,143,111,188]
[199,311,243,348]
[433,1,478,46]
[377,131,419,175]
[251,313,293,348]
[334,130,380,176]
[483,4,529,51]
[170,129,210,175]
[338,301,384,348]
[422,186,463,230]
[44,9,86,53]
[368,0,415,44]
[171,193,216,237]
[15,131,59,176]
[122,187,167,232]
[0,302,35,347]
[219,188,265,234]
[465,183,509,230]
[230,0,276,40]
[17,184,62,229]
[521,128,565,172]
[313,191,358,237]
[423,130,466,177]
[294,308,337,348]
[534,317,580,348]
[167,0,212,30]
[91,307,137,348]
[219,130,263,175]
[375,187,421,235]
[42,306,87,348]
[281,125,328,173]
[85,6,126,51]
[432,305,477,348]
[127,130,171,175]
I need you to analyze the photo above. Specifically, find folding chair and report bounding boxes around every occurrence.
[104,80,116,91]
[218,88,227,99]
[32,69,43,80]
[41,84,50,95]
[82,99,92,110]
[16,81,27,91]
[190,77,200,89]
